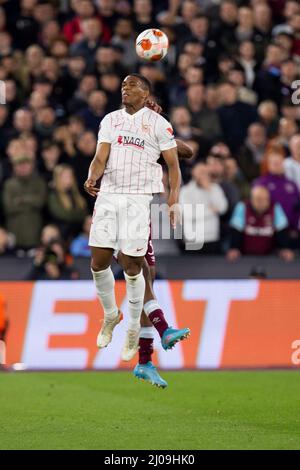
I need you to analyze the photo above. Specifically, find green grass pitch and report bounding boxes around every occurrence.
[0,370,299,450]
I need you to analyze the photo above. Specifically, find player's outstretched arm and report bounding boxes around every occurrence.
[84,142,111,197]
[175,139,194,160]
[161,147,181,229]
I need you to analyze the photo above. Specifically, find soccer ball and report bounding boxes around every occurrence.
[135,29,169,62]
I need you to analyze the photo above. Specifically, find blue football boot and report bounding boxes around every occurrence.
[161,327,190,351]
[134,362,168,389]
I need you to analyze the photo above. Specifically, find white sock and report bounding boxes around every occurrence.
[144,300,161,316]
[139,326,155,339]
[92,267,118,320]
[124,270,145,331]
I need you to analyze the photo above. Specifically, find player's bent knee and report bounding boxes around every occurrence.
[125,266,142,277]
[91,260,110,272]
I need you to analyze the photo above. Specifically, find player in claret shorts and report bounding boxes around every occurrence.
[84,74,190,371]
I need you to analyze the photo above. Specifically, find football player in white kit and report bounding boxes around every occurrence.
[84,74,181,362]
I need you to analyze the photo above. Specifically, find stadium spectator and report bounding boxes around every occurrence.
[171,106,200,141]
[0,104,10,154]
[3,154,47,250]
[224,157,250,200]
[94,45,126,76]
[26,237,79,280]
[77,90,107,133]
[171,105,210,160]
[111,18,137,69]
[22,45,45,87]
[39,140,66,183]
[0,31,12,58]
[235,6,255,44]
[254,150,300,234]
[227,185,294,261]
[0,227,15,255]
[276,117,298,155]
[71,130,97,206]
[253,43,286,105]
[40,224,62,247]
[284,134,300,191]
[179,162,228,254]
[96,0,123,35]
[67,73,98,114]
[99,72,122,112]
[217,81,258,153]
[272,0,300,36]
[53,125,77,158]
[227,65,258,106]
[34,105,57,139]
[212,0,238,54]
[0,292,8,368]
[40,19,63,51]
[257,100,279,138]
[70,17,106,65]
[48,164,88,240]
[206,152,242,249]
[12,108,34,138]
[210,141,232,160]
[206,153,240,213]
[237,40,257,88]
[237,122,268,183]
[252,2,272,62]
[133,0,155,34]
[70,215,92,257]
[11,0,39,51]
[185,83,223,143]
[63,0,96,44]
[0,6,7,33]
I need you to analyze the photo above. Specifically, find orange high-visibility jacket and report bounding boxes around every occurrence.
[0,294,5,331]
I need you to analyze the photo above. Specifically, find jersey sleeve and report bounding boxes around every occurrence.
[155,115,177,152]
[274,203,289,231]
[97,114,113,144]
[230,202,246,231]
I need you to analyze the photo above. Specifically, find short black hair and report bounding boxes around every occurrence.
[128,73,152,93]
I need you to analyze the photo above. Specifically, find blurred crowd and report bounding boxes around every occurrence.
[0,0,300,279]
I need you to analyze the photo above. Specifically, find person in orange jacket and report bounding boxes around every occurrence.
[0,294,8,366]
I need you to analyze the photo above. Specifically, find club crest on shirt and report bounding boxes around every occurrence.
[142,123,150,134]
[117,135,145,149]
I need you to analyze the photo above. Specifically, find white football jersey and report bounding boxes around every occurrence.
[97,107,177,194]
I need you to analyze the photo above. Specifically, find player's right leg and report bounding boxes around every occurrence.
[89,193,123,348]
[91,246,123,348]
[121,253,146,361]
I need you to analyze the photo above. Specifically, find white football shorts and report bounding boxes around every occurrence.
[89,193,152,257]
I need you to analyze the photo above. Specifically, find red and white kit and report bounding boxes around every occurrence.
[89,107,176,257]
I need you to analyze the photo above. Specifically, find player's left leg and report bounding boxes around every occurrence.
[143,262,190,351]
[134,312,168,389]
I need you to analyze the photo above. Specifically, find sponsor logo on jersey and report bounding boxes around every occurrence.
[167,127,174,135]
[117,135,145,149]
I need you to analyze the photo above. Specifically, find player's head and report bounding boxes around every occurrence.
[250,185,270,214]
[121,74,151,107]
